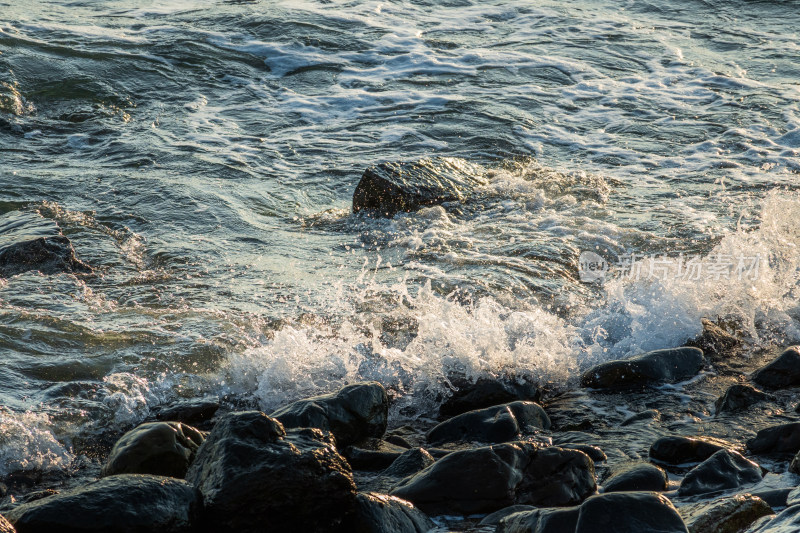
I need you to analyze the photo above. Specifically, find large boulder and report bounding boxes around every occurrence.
[101,422,204,479]
[439,377,541,418]
[715,385,771,415]
[680,494,773,533]
[580,348,704,389]
[352,158,487,217]
[351,493,433,533]
[271,382,389,448]
[185,411,357,533]
[390,442,596,515]
[574,492,688,533]
[747,423,800,454]
[751,347,800,389]
[497,507,580,533]
[0,211,91,278]
[6,474,198,533]
[649,435,729,466]
[677,450,762,496]
[602,463,668,493]
[427,401,550,446]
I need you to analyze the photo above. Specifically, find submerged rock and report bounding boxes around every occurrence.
[575,492,688,533]
[747,423,800,454]
[715,385,771,415]
[602,463,668,493]
[497,507,579,533]
[649,435,729,466]
[0,211,91,278]
[751,347,800,389]
[621,409,661,426]
[680,494,773,533]
[390,442,595,515]
[271,382,389,448]
[678,450,762,496]
[101,422,205,479]
[6,474,199,533]
[580,347,704,389]
[351,493,433,533]
[427,401,550,446]
[352,158,487,217]
[185,411,357,533]
[439,377,541,418]
[478,505,536,527]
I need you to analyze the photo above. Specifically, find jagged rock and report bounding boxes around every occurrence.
[479,505,536,527]
[678,450,762,496]
[744,504,800,532]
[6,474,199,533]
[271,382,389,448]
[383,448,435,479]
[684,318,742,358]
[580,348,704,389]
[751,347,800,389]
[390,442,595,515]
[575,492,688,533]
[747,423,800,454]
[101,422,204,479]
[352,158,487,217]
[351,493,433,533]
[154,398,219,428]
[621,409,661,426]
[427,401,550,446]
[439,377,541,418]
[602,463,668,493]
[497,507,580,533]
[715,385,771,415]
[649,435,729,466]
[344,440,408,471]
[680,494,773,533]
[185,411,357,533]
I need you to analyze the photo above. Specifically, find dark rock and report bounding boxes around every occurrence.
[6,474,199,533]
[271,382,389,448]
[101,422,204,479]
[351,493,433,533]
[715,385,771,415]
[390,442,596,515]
[427,401,550,446]
[383,448,435,479]
[621,409,661,426]
[684,318,742,358]
[154,398,219,428]
[352,158,487,217]
[497,507,580,533]
[344,441,408,471]
[649,435,729,466]
[602,463,668,493]
[564,444,606,463]
[580,347,705,389]
[680,494,773,533]
[575,492,688,533]
[752,488,791,510]
[786,486,800,507]
[185,411,357,533]
[745,504,800,532]
[478,505,536,527]
[678,450,762,496]
[0,514,12,533]
[439,377,541,418]
[747,423,800,454]
[385,435,413,449]
[751,347,800,389]
[0,211,91,278]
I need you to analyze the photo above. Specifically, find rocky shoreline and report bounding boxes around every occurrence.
[1,319,800,532]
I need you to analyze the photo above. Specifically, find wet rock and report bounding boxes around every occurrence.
[786,486,800,507]
[602,463,668,493]
[383,448,435,479]
[0,515,12,533]
[390,442,596,515]
[427,401,550,446]
[715,385,771,415]
[650,435,729,466]
[745,504,800,532]
[0,211,91,278]
[6,474,199,533]
[344,440,408,471]
[101,422,204,479]
[575,492,688,533]
[747,423,800,454]
[352,158,487,217]
[478,505,536,527]
[185,411,357,533]
[497,507,580,533]
[684,318,742,359]
[752,488,791,510]
[621,409,661,426]
[680,494,773,533]
[351,493,433,533]
[564,444,606,463]
[271,382,389,448]
[751,347,800,389]
[678,450,763,496]
[154,398,219,428]
[439,377,541,418]
[580,347,705,389]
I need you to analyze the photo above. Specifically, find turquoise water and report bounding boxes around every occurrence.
[1,0,799,477]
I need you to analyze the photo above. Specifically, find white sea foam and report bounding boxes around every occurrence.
[0,409,74,477]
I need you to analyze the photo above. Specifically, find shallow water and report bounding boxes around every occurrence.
[1,0,799,479]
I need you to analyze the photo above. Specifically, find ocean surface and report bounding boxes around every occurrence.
[1,0,799,479]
